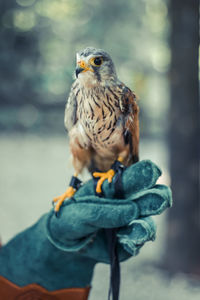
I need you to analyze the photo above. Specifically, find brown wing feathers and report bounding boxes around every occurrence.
[122,86,139,164]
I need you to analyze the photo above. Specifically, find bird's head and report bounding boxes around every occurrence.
[75,47,117,87]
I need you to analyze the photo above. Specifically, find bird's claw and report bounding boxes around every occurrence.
[93,169,115,194]
[53,186,76,214]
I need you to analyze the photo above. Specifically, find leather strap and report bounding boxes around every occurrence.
[69,176,82,190]
[93,164,124,300]
[105,228,120,300]
[0,276,90,300]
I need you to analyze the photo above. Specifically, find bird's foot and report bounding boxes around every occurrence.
[93,159,125,195]
[53,186,76,213]
[53,176,82,214]
[93,169,115,194]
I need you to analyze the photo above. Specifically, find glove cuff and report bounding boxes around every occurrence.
[0,276,90,300]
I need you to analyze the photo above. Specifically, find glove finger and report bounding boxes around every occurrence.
[117,216,156,256]
[69,196,138,228]
[75,160,162,199]
[119,160,162,199]
[131,184,172,217]
[48,196,139,241]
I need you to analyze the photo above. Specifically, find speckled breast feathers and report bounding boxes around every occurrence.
[64,47,139,173]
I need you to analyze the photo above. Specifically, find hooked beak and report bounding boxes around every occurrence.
[75,60,94,78]
[75,67,84,78]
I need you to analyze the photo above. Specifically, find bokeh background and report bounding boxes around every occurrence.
[0,0,199,299]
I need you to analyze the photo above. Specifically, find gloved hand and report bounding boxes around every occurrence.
[0,160,172,296]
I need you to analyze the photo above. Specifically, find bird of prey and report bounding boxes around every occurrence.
[53,47,139,213]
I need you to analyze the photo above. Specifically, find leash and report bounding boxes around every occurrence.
[93,162,125,300]
[105,228,120,300]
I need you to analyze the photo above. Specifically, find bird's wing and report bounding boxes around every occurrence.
[64,83,78,132]
[119,85,140,163]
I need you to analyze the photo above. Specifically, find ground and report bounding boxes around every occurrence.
[0,134,199,300]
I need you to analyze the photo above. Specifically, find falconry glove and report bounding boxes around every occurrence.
[0,160,172,300]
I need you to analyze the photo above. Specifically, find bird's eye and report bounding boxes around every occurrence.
[91,57,103,67]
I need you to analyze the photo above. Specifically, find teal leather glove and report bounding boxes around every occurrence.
[0,160,172,291]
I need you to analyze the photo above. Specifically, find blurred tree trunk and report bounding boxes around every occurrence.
[164,0,200,275]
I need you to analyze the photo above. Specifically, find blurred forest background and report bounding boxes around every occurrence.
[0,0,170,135]
[0,0,199,299]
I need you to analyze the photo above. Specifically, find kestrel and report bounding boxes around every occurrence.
[53,47,139,213]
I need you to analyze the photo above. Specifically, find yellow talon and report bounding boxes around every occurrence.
[53,186,76,212]
[93,169,115,194]
[117,156,123,163]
